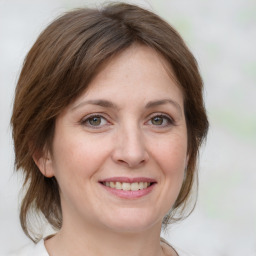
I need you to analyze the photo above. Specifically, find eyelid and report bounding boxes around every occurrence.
[80,113,111,129]
[79,112,175,129]
[146,112,175,126]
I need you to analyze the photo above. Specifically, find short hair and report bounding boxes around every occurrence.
[11,2,208,241]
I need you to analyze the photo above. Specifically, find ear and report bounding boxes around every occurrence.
[32,149,54,178]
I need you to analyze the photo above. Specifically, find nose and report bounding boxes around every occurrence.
[111,123,149,168]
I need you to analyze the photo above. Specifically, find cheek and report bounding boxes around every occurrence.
[149,134,188,176]
[50,135,104,204]
[51,132,111,181]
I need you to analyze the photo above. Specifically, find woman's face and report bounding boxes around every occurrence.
[44,44,188,234]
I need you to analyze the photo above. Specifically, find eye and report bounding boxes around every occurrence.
[81,115,109,128]
[147,114,174,127]
[151,116,164,125]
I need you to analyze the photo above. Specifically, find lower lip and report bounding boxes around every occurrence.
[100,183,155,199]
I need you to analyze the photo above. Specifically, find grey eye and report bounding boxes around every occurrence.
[88,116,102,126]
[151,116,164,125]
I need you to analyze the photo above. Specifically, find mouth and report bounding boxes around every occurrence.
[99,177,157,198]
[101,181,153,191]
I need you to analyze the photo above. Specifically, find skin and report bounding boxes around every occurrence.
[35,44,188,256]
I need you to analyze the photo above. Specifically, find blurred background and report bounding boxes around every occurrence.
[0,0,255,255]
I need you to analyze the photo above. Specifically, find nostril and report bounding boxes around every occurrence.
[111,140,149,168]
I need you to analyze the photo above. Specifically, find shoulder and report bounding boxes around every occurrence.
[160,237,192,256]
[7,240,49,256]
[160,237,179,256]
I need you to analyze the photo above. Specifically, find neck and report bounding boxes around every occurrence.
[45,218,164,256]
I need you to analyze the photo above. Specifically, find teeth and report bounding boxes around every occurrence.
[138,182,144,190]
[122,182,131,190]
[103,181,151,191]
[116,182,122,190]
[131,182,139,191]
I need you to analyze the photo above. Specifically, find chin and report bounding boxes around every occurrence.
[101,210,163,234]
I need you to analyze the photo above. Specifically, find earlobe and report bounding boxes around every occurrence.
[32,150,54,178]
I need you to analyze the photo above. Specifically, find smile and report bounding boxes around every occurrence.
[99,177,156,199]
[102,181,151,191]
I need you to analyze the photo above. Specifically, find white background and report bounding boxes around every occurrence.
[1,0,256,255]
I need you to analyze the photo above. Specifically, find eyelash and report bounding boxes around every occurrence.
[80,114,110,129]
[146,113,175,127]
[80,113,175,129]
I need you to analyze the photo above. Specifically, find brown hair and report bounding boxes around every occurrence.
[11,2,208,241]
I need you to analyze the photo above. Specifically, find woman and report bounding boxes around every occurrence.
[10,2,208,256]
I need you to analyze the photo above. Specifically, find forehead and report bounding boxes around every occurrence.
[97,44,178,85]
[72,44,183,107]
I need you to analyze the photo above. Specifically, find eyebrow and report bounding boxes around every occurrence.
[72,99,119,111]
[145,99,182,114]
[72,98,182,114]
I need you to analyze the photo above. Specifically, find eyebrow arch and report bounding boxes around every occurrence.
[145,99,182,114]
[72,99,119,111]
[72,98,182,114]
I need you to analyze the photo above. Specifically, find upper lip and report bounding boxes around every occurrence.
[99,177,157,183]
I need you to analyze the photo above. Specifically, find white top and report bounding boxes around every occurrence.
[8,239,191,256]
[7,240,48,256]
